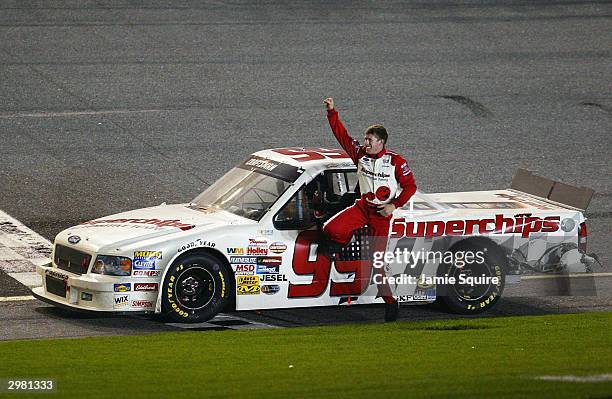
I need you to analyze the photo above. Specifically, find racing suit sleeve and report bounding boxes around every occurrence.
[327,109,362,164]
[391,156,417,208]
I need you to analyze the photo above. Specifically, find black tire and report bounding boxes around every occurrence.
[436,237,506,314]
[162,253,232,323]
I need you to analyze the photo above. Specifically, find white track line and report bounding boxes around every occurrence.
[0,209,51,289]
[535,374,612,383]
[0,295,35,302]
[523,272,612,280]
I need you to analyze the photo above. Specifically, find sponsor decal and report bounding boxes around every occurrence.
[375,186,391,201]
[237,275,260,295]
[269,242,287,254]
[271,147,349,162]
[80,292,93,301]
[67,235,81,244]
[237,276,259,285]
[261,285,280,295]
[256,264,280,275]
[114,283,131,292]
[132,270,161,277]
[247,246,268,255]
[249,238,268,245]
[391,214,561,239]
[227,247,245,255]
[244,157,278,171]
[113,294,130,309]
[81,218,194,231]
[234,264,256,275]
[258,229,274,236]
[230,256,257,264]
[134,283,158,291]
[46,270,68,280]
[178,239,215,253]
[257,256,282,266]
[260,274,287,282]
[401,162,412,176]
[133,251,162,270]
[131,300,154,309]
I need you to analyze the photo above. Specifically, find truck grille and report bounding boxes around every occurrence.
[45,275,66,297]
[54,244,92,275]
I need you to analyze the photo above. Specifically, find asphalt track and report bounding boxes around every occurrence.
[0,1,611,339]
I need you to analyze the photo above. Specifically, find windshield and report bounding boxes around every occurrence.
[191,157,301,221]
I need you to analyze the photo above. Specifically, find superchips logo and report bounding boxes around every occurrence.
[391,214,561,238]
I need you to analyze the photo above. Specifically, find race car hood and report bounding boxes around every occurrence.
[55,204,247,253]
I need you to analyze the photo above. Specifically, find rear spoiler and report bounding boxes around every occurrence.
[511,169,594,210]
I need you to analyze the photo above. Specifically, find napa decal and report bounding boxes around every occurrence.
[114,283,131,292]
[133,251,162,270]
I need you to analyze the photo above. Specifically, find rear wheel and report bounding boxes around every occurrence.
[437,238,506,314]
[162,253,232,323]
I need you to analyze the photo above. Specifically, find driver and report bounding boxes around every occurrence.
[322,97,417,322]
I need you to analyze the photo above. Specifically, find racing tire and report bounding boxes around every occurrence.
[436,237,506,314]
[162,253,233,323]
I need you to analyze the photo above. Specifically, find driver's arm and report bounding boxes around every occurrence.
[324,98,362,164]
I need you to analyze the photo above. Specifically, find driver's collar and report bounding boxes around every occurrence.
[365,148,387,159]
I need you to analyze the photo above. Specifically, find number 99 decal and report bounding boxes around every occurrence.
[288,231,372,298]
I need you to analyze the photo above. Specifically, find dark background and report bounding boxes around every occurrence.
[1,1,610,276]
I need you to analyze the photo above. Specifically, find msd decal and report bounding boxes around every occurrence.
[391,214,561,238]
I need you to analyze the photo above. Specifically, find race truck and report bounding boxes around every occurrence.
[32,148,596,322]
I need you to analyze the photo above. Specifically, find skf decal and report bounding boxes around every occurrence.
[133,251,162,270]
[391,214,561,238]
[114,283,131,292]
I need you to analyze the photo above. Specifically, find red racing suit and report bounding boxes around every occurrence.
[323,108,417,302]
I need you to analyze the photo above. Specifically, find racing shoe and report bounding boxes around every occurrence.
[384,300,399,322]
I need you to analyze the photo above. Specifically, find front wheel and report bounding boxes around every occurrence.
[437,238,506,314]
[162,253,232,323]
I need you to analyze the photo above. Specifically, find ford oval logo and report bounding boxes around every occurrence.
[68,235,81,244]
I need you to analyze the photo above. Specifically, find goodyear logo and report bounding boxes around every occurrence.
[114,283,131,292]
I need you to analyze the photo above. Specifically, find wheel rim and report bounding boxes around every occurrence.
[175,266,216,310]
[451,259,494,302]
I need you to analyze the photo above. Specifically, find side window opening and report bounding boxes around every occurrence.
[273,170,358,230]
